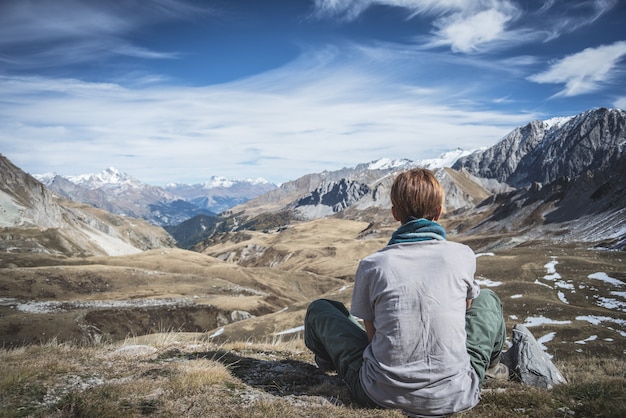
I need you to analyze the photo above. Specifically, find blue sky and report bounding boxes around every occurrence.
[1,0,625,185]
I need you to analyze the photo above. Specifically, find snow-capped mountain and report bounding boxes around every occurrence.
[206,108,626,250]
[0,155,174,256]
[164,176,277,215]
[66,167,145,190]
[453,108,626,188]
[35,169,277,226]
[26,107,626,250]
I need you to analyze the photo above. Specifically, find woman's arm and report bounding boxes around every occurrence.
[364,320,376,342]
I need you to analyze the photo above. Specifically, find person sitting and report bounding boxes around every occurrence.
[304,167,507,416]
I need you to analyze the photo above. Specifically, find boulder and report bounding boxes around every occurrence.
[502,324,568,389]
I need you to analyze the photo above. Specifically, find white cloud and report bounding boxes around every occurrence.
[313,0,468,20]
[313,0,523,53]
[432,8,513,53]
[528,41,626,97]
[615,97,626,110]
[0,50,535,185]
[313,0,619,54]
[0,0,206,69]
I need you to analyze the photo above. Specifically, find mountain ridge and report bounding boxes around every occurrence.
[196,107,626,252]
[0,154,174,257]
[35,169,277,226]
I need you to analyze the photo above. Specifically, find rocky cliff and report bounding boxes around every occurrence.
[1,154,174,257]
[453,108,626,187]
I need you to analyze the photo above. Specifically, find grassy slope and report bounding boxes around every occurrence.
[1,335,624,418]
[2,218,625,416]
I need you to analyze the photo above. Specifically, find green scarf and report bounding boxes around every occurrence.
[387,218,446,246]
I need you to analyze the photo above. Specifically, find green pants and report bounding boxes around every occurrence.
[465,288,507,382]
[304,289,506,405]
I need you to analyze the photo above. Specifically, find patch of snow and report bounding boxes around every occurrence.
[576,315,626,327]
[594,295,626,311]
[275,325,305,336]
[510,294,523,299]
[543,115,574,130]
[524,316,572,327]
[368,157,411,170]
[416,148,474,169]
[68,167,140,189]
[509,315,518,320]
[476,252,495,257]
[476,277,502,287]
[537,332,556,356]
[555,280,575,290]
[574,335,597,345]
[588,272,625,287]
[209,327,224,338]
[543,258,561,281]
[557,291,569,304]
[534,279,553,289]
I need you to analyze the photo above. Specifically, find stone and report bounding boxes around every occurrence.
[502,324,568,389]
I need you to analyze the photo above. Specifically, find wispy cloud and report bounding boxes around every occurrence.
[312,0,618,53]
[313,0,522,53]
[615,97,626,110]
[0,48,537,184]
[429,6,518,53]
[0,0,206,70]
[536,0,618,41]
[528,41,626,97]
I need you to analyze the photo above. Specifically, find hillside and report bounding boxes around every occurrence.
[0,154,174,257]
[1,236,625,416]
[1,108,625,416]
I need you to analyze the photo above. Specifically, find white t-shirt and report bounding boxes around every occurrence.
[351,240,481,417]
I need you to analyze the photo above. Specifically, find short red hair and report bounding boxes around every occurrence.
[390,168,444,222]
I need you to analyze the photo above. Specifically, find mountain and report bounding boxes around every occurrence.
[192,108,625,252]
[35,169,276,226]
[227,150,474,220]
[0,155,174,257]
[164,176,277,214]
[452,108,626,187]
[164,214,224,249]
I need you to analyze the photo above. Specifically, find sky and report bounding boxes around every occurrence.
[1,0,625,186]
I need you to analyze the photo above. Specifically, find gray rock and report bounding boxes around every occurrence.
[502,324,568,389]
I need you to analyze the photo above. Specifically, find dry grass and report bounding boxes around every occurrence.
[1,335,624,418]
[2,220,625,416]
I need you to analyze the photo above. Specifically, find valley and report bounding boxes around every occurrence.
[2,219,624,363]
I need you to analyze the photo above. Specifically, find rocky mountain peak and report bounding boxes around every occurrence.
[67,167,143,190]
[293,179,370,219]
[453,107,626,188]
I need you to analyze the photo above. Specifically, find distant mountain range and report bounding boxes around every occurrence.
[4,107,625,253]
[0,157,174,257]
[195,107,626,251]
[34,168,277,226]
